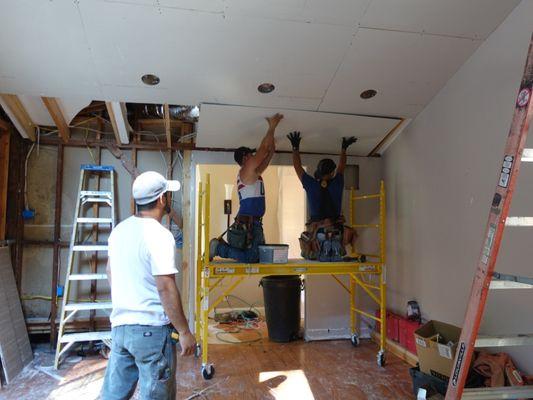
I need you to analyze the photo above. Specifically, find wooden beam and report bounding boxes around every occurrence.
[0,118,9,132]
[367,118,408,156]
[138,118,183,128]
[0,130,10,241]
[50,143,64,345]
[105,101,130,144]
[0,94,35,141]
[37,135,195,151]
[13,141,27,290]
[164,103,171,149]
[41,97,70,142]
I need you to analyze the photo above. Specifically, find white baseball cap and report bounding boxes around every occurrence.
[132,171,181,205]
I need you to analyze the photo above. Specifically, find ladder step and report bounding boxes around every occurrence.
[73,244,108,252]
[64,302,112,311]
[81,198,112,205]
[77,217,113,224]
[81,164,114,172]
[462,385,533,399]
[475,333,533,348]
[69,273,108,281]
[505,216,533,226]
[60,331,112,343]
[80,190,112,198]
[490,272,533,289]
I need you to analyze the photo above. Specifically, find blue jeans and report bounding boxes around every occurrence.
[217,221,265,263]
[101,324,176,400]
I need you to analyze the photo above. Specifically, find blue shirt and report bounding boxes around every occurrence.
[302,172,344,221]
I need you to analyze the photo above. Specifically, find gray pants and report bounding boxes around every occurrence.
[101,324,176,400]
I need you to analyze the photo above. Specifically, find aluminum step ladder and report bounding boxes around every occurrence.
[54,164,116,369]
[445,35,533,399]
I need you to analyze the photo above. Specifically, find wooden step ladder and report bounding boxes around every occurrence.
[445,34,533,399]
[54,164,116,369]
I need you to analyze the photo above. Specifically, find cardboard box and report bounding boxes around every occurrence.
[414,320,462,379]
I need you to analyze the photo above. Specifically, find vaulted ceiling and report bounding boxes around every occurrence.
[0,0,521,145]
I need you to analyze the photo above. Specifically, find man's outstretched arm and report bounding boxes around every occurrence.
[256,146,275,175]
[241,113,283,182]
[337,136,357,175]
[155,275,196,356]
[287,131,304,182]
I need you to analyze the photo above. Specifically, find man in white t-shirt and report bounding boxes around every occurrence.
[101,171,196,400]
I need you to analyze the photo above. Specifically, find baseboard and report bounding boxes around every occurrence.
[371,332,418,366]
[304,327,351,341]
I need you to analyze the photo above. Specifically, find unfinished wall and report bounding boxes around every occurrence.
[384,0,533,371]
[21,144,184,324]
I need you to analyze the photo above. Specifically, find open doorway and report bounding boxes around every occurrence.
[195,163,306,342]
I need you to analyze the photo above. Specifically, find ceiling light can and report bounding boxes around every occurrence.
[258,83,275,94]
[360,89,377,99]
[142,74,160,86]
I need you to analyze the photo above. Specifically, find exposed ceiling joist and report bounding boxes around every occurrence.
[41,97,70,142]
[105,101,130,144]
[0,94,35,141]
[164,103,171,149]
[0,118,9,131]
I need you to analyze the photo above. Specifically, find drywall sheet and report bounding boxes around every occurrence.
[0,247,33,383]
[196,104,400,156]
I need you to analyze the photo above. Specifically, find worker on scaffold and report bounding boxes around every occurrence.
[287,132,359,261]
[209,113,284,263]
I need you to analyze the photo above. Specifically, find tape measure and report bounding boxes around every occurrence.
[170,329,180,344]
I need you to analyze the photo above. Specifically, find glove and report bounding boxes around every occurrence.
[287,131,302,151]
[342,136,358,150]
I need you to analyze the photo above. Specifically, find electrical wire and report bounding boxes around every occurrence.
[218,294,263,318]
[215,329,262,344]
[24,142,36,210]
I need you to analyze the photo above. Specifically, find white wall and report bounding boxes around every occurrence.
[384,0,533,372]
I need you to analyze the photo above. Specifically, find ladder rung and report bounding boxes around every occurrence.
[462,385,533,399]
[505,216,533,226]
[69,273,108,281]
[64,302,112,311]
[82,198,112,205]
[77,217,113,224]
[490,281,533,289]
[475,333,533,348]
[60,331,112,343]
[81,164,114,172]
[491,272,533,289]
[73,244,108,252]
[80,190,112,198]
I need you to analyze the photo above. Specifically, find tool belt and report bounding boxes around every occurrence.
[227,215,262,250]
[299,217,346,260]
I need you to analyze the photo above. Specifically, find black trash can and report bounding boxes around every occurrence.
[260,275,302,342]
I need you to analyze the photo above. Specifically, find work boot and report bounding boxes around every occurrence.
[319,240,331,262]
[330,239,343,262]
[209,238,219,261]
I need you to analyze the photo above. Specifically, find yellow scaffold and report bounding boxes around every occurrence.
[194,174,387,380]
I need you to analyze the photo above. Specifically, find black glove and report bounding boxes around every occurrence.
[342,136,358,150]
[287,131,301,151]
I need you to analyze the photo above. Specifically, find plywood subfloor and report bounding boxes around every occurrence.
[0,339,413,399]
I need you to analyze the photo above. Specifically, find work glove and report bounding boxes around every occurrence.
[287,131,302,151]
[342,136,358,150]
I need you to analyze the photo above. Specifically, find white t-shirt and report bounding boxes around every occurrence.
[108,216,178,327]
